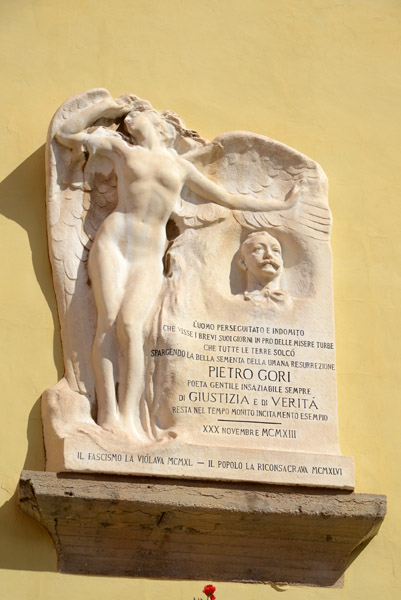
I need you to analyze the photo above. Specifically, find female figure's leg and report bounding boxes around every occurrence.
[88,239,127,431]
[116,261,164,440]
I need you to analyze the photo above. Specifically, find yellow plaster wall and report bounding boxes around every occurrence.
[1,0,400,598]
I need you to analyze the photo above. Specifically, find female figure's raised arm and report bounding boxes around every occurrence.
[56,97,129,150]
[182,159,302,212]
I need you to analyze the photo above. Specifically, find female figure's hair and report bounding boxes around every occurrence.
[122,98,206,153]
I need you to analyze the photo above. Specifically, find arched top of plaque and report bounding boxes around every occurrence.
[182,129,330,237]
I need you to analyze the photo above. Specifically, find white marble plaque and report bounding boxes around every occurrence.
[42,89,354,488]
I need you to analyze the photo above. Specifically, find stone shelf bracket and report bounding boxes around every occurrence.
[18,470,386,587]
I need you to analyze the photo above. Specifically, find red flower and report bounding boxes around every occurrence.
[203,584,216,597]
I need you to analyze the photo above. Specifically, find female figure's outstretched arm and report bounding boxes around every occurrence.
[182,159,302,212]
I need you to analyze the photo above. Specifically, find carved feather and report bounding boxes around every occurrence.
[183,131,331,240]
[46,89,115,394]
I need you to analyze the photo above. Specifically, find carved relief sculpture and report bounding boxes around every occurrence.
[239,231,291,307]
[43,89,354,488]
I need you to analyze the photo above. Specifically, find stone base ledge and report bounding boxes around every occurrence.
[18,470,386,587]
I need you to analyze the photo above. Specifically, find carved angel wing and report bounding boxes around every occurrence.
[181,131,331,240]
[47,89,118,397]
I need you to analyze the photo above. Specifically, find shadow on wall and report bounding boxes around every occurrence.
[0,400,57,572]
[0,146,62,572]
[0,487,57,573]
[0,145,63,376]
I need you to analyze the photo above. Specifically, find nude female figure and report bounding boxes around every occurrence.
[56,96,300,443]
